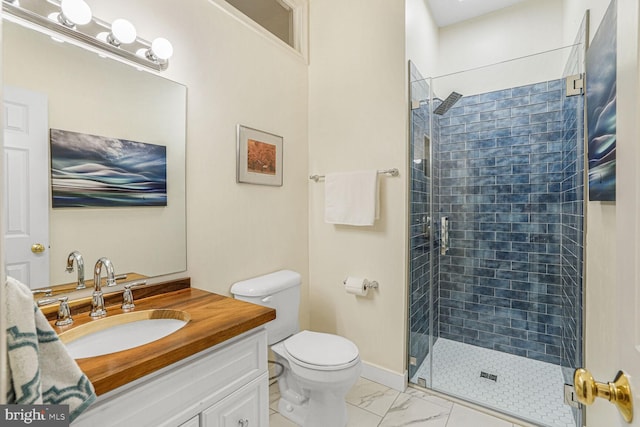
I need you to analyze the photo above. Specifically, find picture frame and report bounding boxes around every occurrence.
[236,124,283,186]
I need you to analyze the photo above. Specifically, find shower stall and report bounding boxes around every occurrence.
[407,23,586,427]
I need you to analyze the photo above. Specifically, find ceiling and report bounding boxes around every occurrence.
[426,0,528,27]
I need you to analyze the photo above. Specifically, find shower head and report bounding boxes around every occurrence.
[433,91,463,115]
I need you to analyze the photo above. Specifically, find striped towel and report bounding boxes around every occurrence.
[5,276,95,421]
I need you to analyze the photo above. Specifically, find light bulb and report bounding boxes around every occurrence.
[147,37,173,62]
[59,0,92,27]
[109,19,137,45]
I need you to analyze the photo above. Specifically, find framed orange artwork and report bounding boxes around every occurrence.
[236,125,283,186]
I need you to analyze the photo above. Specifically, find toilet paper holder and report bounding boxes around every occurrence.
[343,278,379,290]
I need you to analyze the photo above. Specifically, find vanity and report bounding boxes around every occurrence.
[48,280,276,427]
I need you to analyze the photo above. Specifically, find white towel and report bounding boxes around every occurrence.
[324,170,379,226]
[5,276,95,421]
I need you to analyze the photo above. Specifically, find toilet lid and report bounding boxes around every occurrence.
[284,330,359,367]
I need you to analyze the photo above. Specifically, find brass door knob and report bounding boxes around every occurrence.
[574,368,633,422]
[31,243,45,253]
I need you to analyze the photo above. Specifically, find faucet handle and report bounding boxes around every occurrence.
[37,297,58,307]
[121,284,135,311]
[32,289,55,307]
[55,296,73,326]
[121,281,148,311]
[90,291,107,318]
[32,288,53,297]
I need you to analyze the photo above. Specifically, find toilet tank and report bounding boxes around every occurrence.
[230,270,301,345]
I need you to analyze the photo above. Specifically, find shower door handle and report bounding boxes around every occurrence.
[574,368,633,422]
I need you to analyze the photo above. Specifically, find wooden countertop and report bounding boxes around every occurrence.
[50,285,275,396]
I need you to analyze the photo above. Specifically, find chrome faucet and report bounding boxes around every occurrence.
[66,250,86,290]
[90,257,116,318]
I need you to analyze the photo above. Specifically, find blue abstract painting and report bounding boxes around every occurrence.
[586,0,616,201]
[50,129,167,207]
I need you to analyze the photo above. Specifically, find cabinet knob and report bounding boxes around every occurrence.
[238,418,249,427]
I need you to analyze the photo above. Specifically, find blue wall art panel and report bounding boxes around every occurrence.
[586,0,616,201]
[50,129,167,208]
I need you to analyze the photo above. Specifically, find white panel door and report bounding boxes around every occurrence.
[3,86,49,288]
[583,0,640,425]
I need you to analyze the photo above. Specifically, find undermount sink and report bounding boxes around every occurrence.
[59,309,190,359]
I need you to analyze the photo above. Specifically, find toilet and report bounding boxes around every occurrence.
[231,270,361,427]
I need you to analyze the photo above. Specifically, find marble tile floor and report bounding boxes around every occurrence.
[269,377,531,427]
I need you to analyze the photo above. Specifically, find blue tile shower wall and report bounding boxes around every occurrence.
[436,80,567,364]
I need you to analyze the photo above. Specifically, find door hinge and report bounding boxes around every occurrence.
[566,73,584,96]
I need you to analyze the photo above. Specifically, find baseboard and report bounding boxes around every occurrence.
[361,361,407,392]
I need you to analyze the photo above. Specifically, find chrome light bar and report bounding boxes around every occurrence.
[2,0,172,72]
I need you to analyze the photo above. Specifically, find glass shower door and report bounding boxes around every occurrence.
[407,39,585,427]
[408,62,435,388]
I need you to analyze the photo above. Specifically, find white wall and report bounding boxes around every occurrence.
[308,0,409,380]
[433,0,566,97]
[563,0,610,45]
[406,0,440,79]
[407,0,583,100]
[438,0,564,75]
[86,0,311,326]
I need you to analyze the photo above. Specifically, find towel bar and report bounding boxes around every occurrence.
[309,168,399,182]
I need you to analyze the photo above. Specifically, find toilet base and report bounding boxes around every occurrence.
[277,389,349,427]
[277,393,306,426]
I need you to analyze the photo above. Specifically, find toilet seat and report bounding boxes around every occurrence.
[283,330,360,371]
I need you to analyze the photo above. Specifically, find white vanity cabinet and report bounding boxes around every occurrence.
[200,375,268,426]
[73,328,269,427]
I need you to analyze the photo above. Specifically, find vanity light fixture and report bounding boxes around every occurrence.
[57,0,91,27]
[1,0,174,71]
[146,37,174,63]
[108,18,137,46]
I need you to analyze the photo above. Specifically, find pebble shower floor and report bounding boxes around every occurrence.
[411,338,576,427]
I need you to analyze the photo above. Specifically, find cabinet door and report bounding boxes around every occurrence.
[201,374,268,427]
[179,415,200,427]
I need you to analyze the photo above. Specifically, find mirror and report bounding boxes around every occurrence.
[3,21,187,290]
